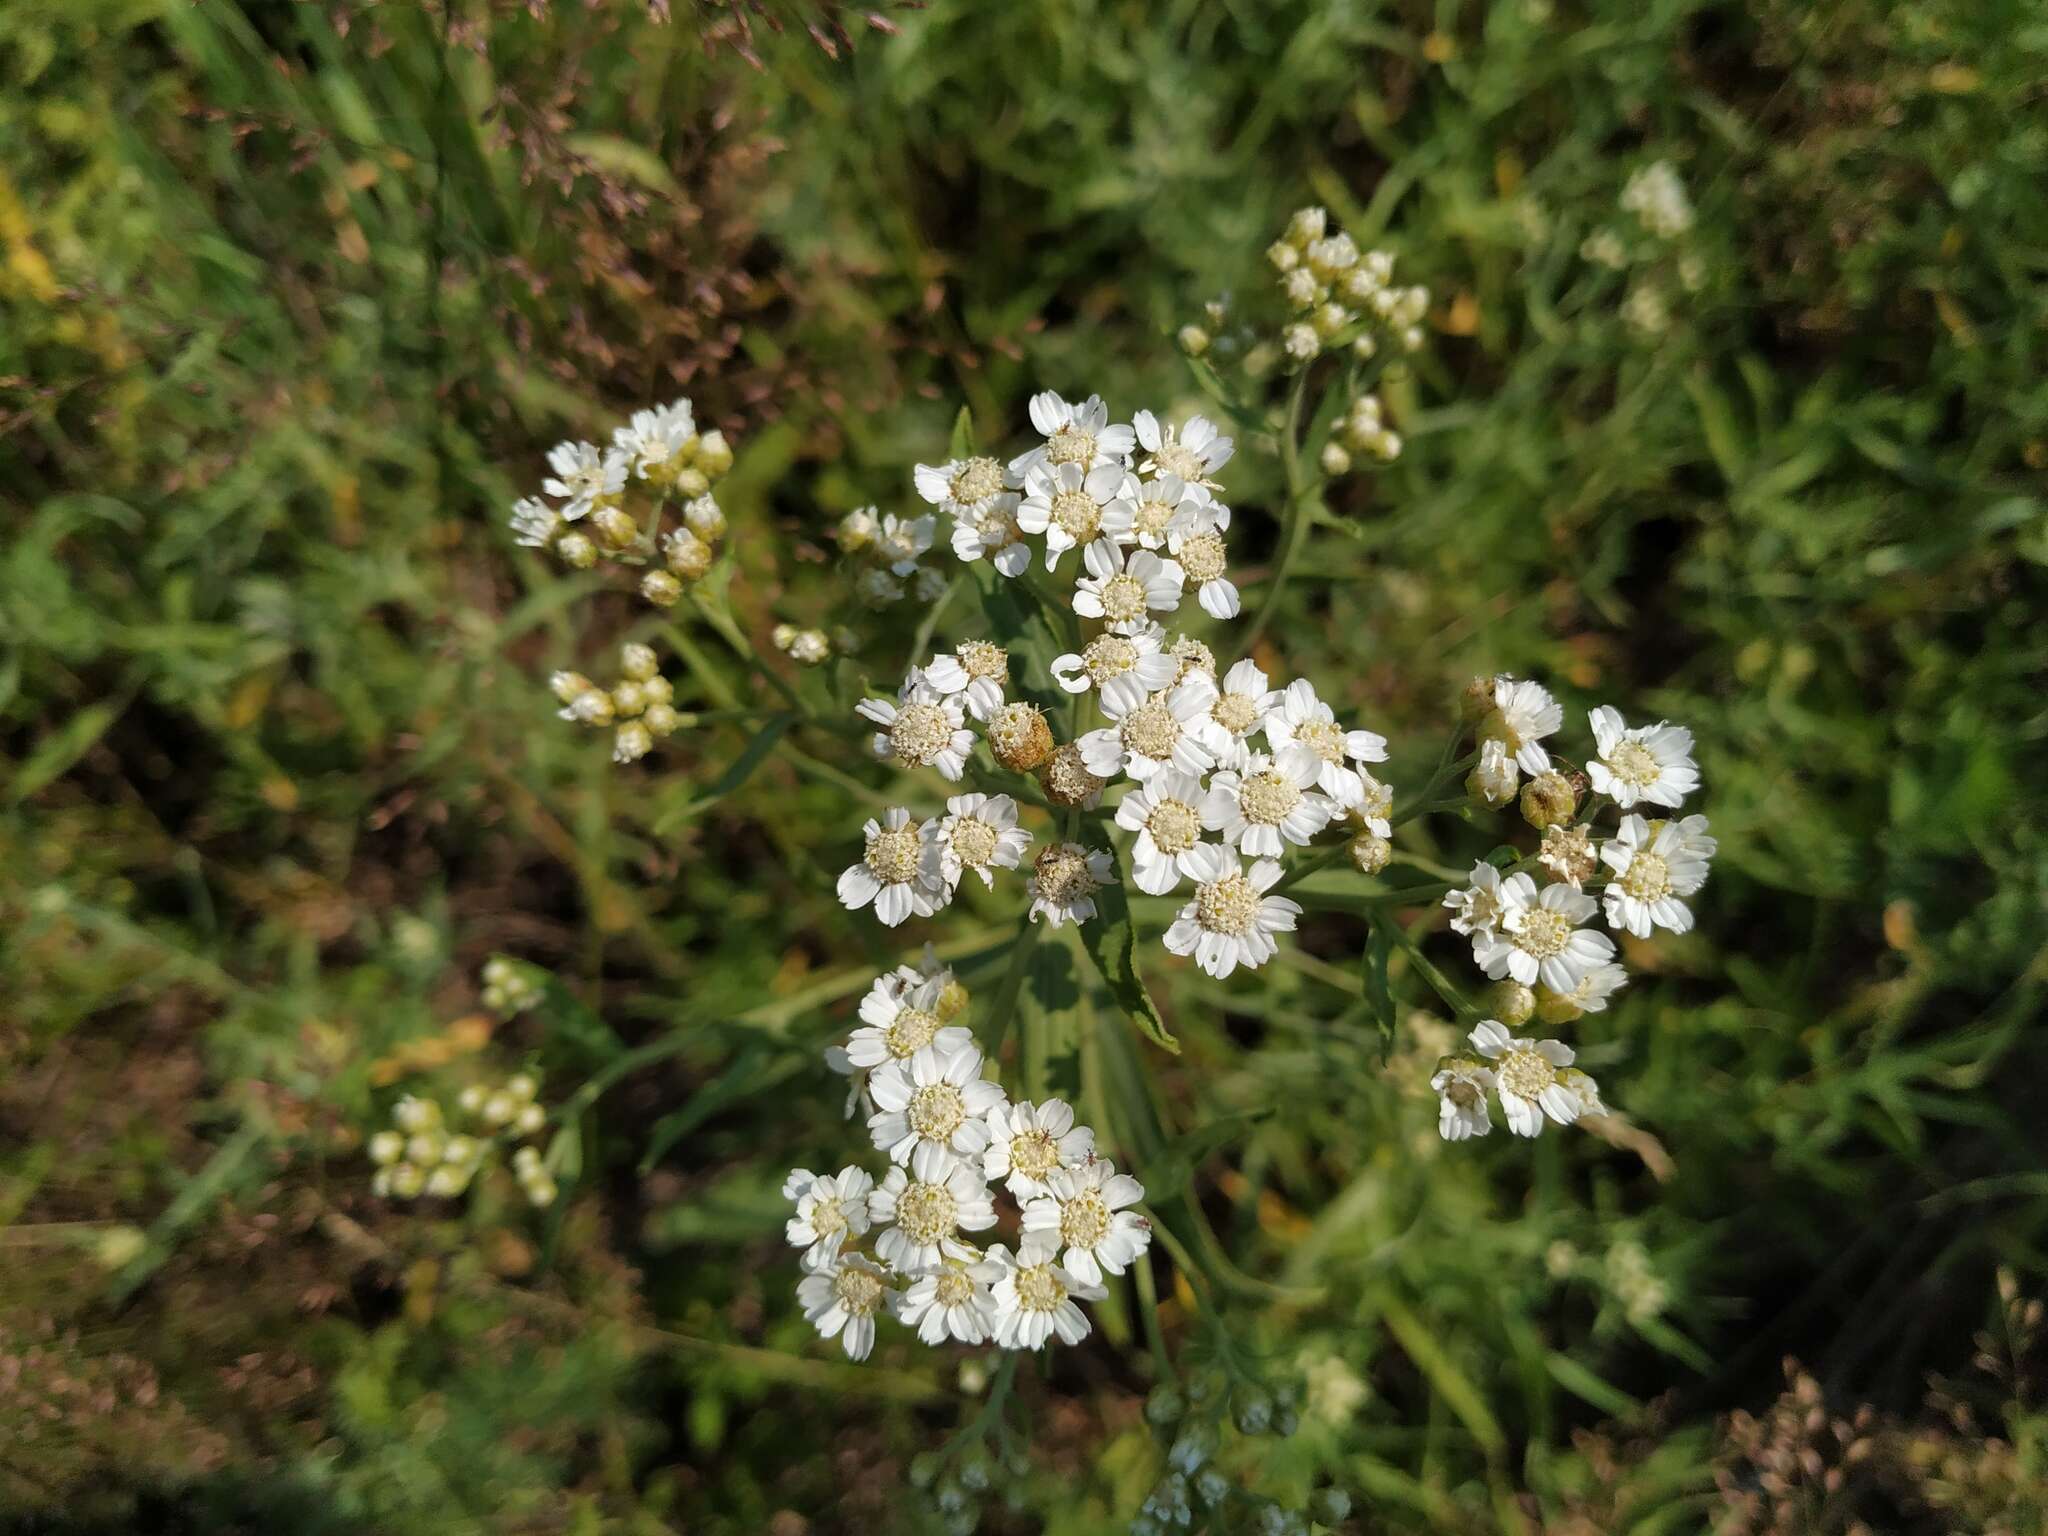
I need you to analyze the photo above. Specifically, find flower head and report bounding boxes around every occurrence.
[1077,672,1227,783]
[868,1043,1009,1165]
[868,1142,997,1271]
[1600,813,1716,938]
[1011,392,1136,480]
[1073,538,1186,633]
[922,642,1011,722]
[982,1098,1095,1200]
[1114,769,1215,895]
[843,973,973,1070]
[543,440,627,520]
[1430,1060,1496,1141]
[1472,874,1617,992]
[1016,461,1131,569]
[929,792,1031,890]
[915,455,1014,517]
[1586,706,1699,810]
[838,808,949,927]
[1132,410,1234,492]
[1027,843,1116,927]
[783,1165,875,1270]
[857,672,976,781]
[1163,845,1301,978]
[1020,1157,1150,1285]
[1468,1020,1582,1137]
[1484,677,1564,774]
[1202,748,1335,857]
[1050,627,1181,717]
[988,1242,1106,1350]
[894,1254,1004,1346]
[797,1252,893,1360]
[1263,679,1388,808]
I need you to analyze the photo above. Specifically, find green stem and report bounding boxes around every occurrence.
[1384,916,1476,1022]
[1233,370,1315,662]
[688,592,809,721]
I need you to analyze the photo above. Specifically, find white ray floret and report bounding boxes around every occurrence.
[988,1241,1106,1351]
[1019,1157,1151,1285]
[982,1098,1096,1201]
[1027,843,1117,928]
[1442,860,1510,940]
[1163,844,1301,979]
[894,1255,1004,1346]
[914,455,1015,518]
[509,496,561,548]
[1165,523,1240,619]
[1202,747,1336,857]
[1263,679,1389,808]
[1472,874,1616,992]
[1600,813,1716,938]
[1077,672,1227,783]
[1205,659,1280,771]
[1114,769,1215,894]
[837,807,949,927]
[1010,391,1137,479]
[1100,474,1198,550]
[868,1142,997,1271]
[1015,461,1131,569]
[782,1165,875,1270]
[868,1043,1009,1165]
[857,672,976,781]
[1073,538,1186,633]
[797,1252,892,1361]
[542,440,627,520]
[928,793,1031,891]
[948,496,1031,578]
[1586,705,1700,810]
[1132,410,1234,492]
[1468,1020,1584,1138]
[922,641,1011,721]
[1050,627,1181,717]
[1486,677,1565,774]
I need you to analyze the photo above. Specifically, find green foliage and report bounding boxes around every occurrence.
[4,0,2046,1531]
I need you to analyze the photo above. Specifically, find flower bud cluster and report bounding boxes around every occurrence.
[368,1071,554,1207]
[480,955,542,1018]
[771,622,834,666]
[550,642,684,764]
[838,506,950,609]
[504,397,736,609]
[1267,205,1429,361]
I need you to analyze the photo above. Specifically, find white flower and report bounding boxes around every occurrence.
[1206,659,1280,770]
[1050,627,1180,717]
[542,440,628,520]
[1263,679,1388,808]
[928,792,1031,890]
[1469,738,1519,806]
[1165,524,1239,619]
[875,512,937,577]
[988,1242,1106,1350]
[1620,160,1694,239]
[1073,538,1186,633]
[797,1252,893,1361]
[1020,1158,1150,1285]
[868,1043,1009,1165]
[1202,747,1335,857]
[1077,672,1227,783]
[782,1165,875,1270]
[1010,391,1136,480]
[1542,961,1630,1017]
[868,1142,997,1271]
[1114,769,1214,894]
[1468,1019,1583,1137]
[1015,461,1129,569]
[1600,813,1716,938]
[1486,677,1564,774]
[894,1255,1004,1345]
[914,455,1014,517]
[857,672,976,781]
[1586,706,1699,810]
[1027,842,1116,928]
[612,399,695,479]
[837,807,949,927]
[843,973,973,1069]
[1430,1060,1496,1141]
[922,643,1010,722]
[983,1098,1095,1200]
[948,496,1031,577]
[1132,410,1233,491]
[1100,475,1198,550]
[1558,1067,1607,1120]
[1349,770,1393,838]
[1473,874,1617,991]
[509,497,561,548]
[1164,845,1301,978]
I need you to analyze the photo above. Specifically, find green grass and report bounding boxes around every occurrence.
[3,0,2046,1531]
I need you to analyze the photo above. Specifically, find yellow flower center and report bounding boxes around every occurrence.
[1013,1262,1067,1312]
[957,640,1008,680]
[1237,769,1301,826]
[1295,719,1346,765]
[948,816,1001,868]
[1041,745,1106,807]
[1618,850,1673,902]
[1060,1191,1113,1250]
[1607,739,1661,790]
[895,1181,958,1245]
[1212,692,1260,736]
[884,1006,940,1057]
[1145,798,1201,854]
[1194,873,1261,936]
[1176,530,1226,584]
[1152,440,1207,480]
[1132,497,1176,540]
[907,1082,968,1142]
[1050,487,1101,540]
[1082,634,1137,681]
[865,824,925,884]
[1033,846,1100,907]
[1120,698,1183,761]
[808,1195,847,1236]
[1008,1128,1061,1180]
[1099,572,1149,624]
[1513,907,1573,960]
[1496,1047,1557,1100]
[834,1265,884,1315]
[1170,637,1214,679]
[1046,426,1094,466]
[890,702,954,765]
[950,457,1004,504]
[934,1269,976,1308]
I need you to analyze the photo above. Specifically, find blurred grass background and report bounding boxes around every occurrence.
[3,0,2046,1531]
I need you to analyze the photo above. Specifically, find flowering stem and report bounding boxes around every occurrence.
[1382,916,1477,1022]
[1233,369,1315,663]
[687,592,810,722]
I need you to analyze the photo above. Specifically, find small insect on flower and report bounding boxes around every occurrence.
[1027,842,1117,927]
[1599,813,1717,938]
[1073,538,1187,633]
[982,1098,1096,1200]
[1430,1059,1497,1141]
[1263,679,1389,809]
[894,1254,1005,1346]
[1474,874,1617,993]
[857,671,976,782]
[1020,1157,1152,1285]
[1163,844,1301,978]
[838,808,950,928]
[1203,748,1336,857]
[1586,706,1700,810]
[928,792,1032,891]
[989,1241,1107,1350]
[783,1165,876,1270]
[1050,627,1181,717]
[869,1142,998,1271]
[867,1042,1009,1165]
[1467,1019,1583,1138]
[797,1252,894,1361]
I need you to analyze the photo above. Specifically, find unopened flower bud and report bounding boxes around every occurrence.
[1349,831,1390,874]
[694,431,733,478]
[512,1147,542,1175]
[506,1074,536,1102]
[609,680,646,717]
[640,569,682,608]
[405,1132,443,1166]
[442,1135,480,1166]
[1313,302,1352,339]
[682,495,726,541]
[771,622,799,652]
[524,1177,558,1208]
[389,1163,426,1199]
[1267,239,1302,273]
[568,688,615,727]
[1177,324,1210,356]
[550,670,594,705]
[1038,742,1106,808]
[1534,987,1584,1026]
[619,642,659,681]
[393,1095,439,1133]
[642,702,682,738]
[1286,206,1328,248]
[556,531,597,569]
[368,1131,404,1166]
[935,978,970,1022]
[665,529,712,581]
[1281,268,1321,310]
[591,504,639,551]
[482,1092,516,1128]
[1320,441,1353,477]
[1486,980,1536,1027]
[1282,324,1320,362]
[1459,675,1501,723]
[1520,770,1579,829]
[458,1084,486,1115]
[640,675,674,706]
[515,1102,546,1135]
[1400,325,1425,353]
[613,721,653,763]
[789,629,831,665]
[425,1164,471,1198]
[1467,739,1519,807]
[1350,332,1378,361]
[989,702,1054,773]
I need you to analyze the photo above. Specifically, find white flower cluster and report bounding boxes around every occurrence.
[1619,160,1694,240]
[368,1072,555,1205]
[507,396,736,609]
[480,955,542,1018]
[1431,679,1715,1140]
[771,621,834,667]
[838,506,951,609]
[834,391,1398,981]
[550,642,683,765]
[788,956,1149,1359]
[1265,205,1430,362]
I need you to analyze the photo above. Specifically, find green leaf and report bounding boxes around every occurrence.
[948,404,975,460]
[1139,1110,1267,1198]
[1380,1294,1505,1455]
[1362,919,1395,1060]
[653,714,795,834]
[11,695,127,802]
[1077,861,1179,1054]
[638,1046,802,1172]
